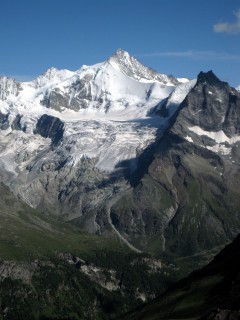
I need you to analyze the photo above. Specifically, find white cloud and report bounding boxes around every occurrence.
[136,50,240,61]
[213,9,240,34]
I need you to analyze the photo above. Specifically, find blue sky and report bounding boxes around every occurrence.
[0,0,240,86]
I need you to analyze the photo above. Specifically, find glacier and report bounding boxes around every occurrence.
[0,49,193,176]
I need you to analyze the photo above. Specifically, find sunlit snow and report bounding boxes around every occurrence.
[0,51,193,173]
[189,126,240,144]
[188,126,240,156]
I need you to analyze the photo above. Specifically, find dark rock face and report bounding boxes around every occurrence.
[34,114,64,146]
[0,113,24,131]
[176,71,240,136]
[112,135,240,257]
[0,112,10,130]
[0,112,27,132]
[41,89,69,112]
[11,114,23,131]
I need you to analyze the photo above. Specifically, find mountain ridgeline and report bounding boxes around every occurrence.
[0,50,240,318]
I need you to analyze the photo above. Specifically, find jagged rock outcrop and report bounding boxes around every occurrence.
[34,114,64,146]
[0,76,20,100]
[0,261,36,283]
[0,112,10,130]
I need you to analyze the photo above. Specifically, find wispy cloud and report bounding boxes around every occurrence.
[213,9,240,34]
[136,50,240,61]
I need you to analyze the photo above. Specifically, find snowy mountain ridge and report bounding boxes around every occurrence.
[1,51,176,129]
[108,48,181,84]
[0,49,192,171]
[0,49,186,117]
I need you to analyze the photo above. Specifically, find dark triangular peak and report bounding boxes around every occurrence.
[172,70,240,134]
[196,70,228,88]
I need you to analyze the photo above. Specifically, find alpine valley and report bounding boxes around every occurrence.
[0,49,240,319]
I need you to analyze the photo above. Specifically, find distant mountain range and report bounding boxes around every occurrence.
[1,48,240,319]
[1,49,240,266]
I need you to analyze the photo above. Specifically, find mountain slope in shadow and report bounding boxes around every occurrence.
[120,234,240,320]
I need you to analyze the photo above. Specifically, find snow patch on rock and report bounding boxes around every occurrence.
[188,126,240,144]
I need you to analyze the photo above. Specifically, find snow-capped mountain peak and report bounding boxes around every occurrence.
[42,67,60,79]
[108,48,139,72]
[0,49,193,185]
[33,67,74,89]
[108,48,179,85]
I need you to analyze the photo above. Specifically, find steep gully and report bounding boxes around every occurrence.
[105,187,142,253]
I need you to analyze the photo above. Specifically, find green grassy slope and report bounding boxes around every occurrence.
[0,182,122,260]
[0,183,175,320]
